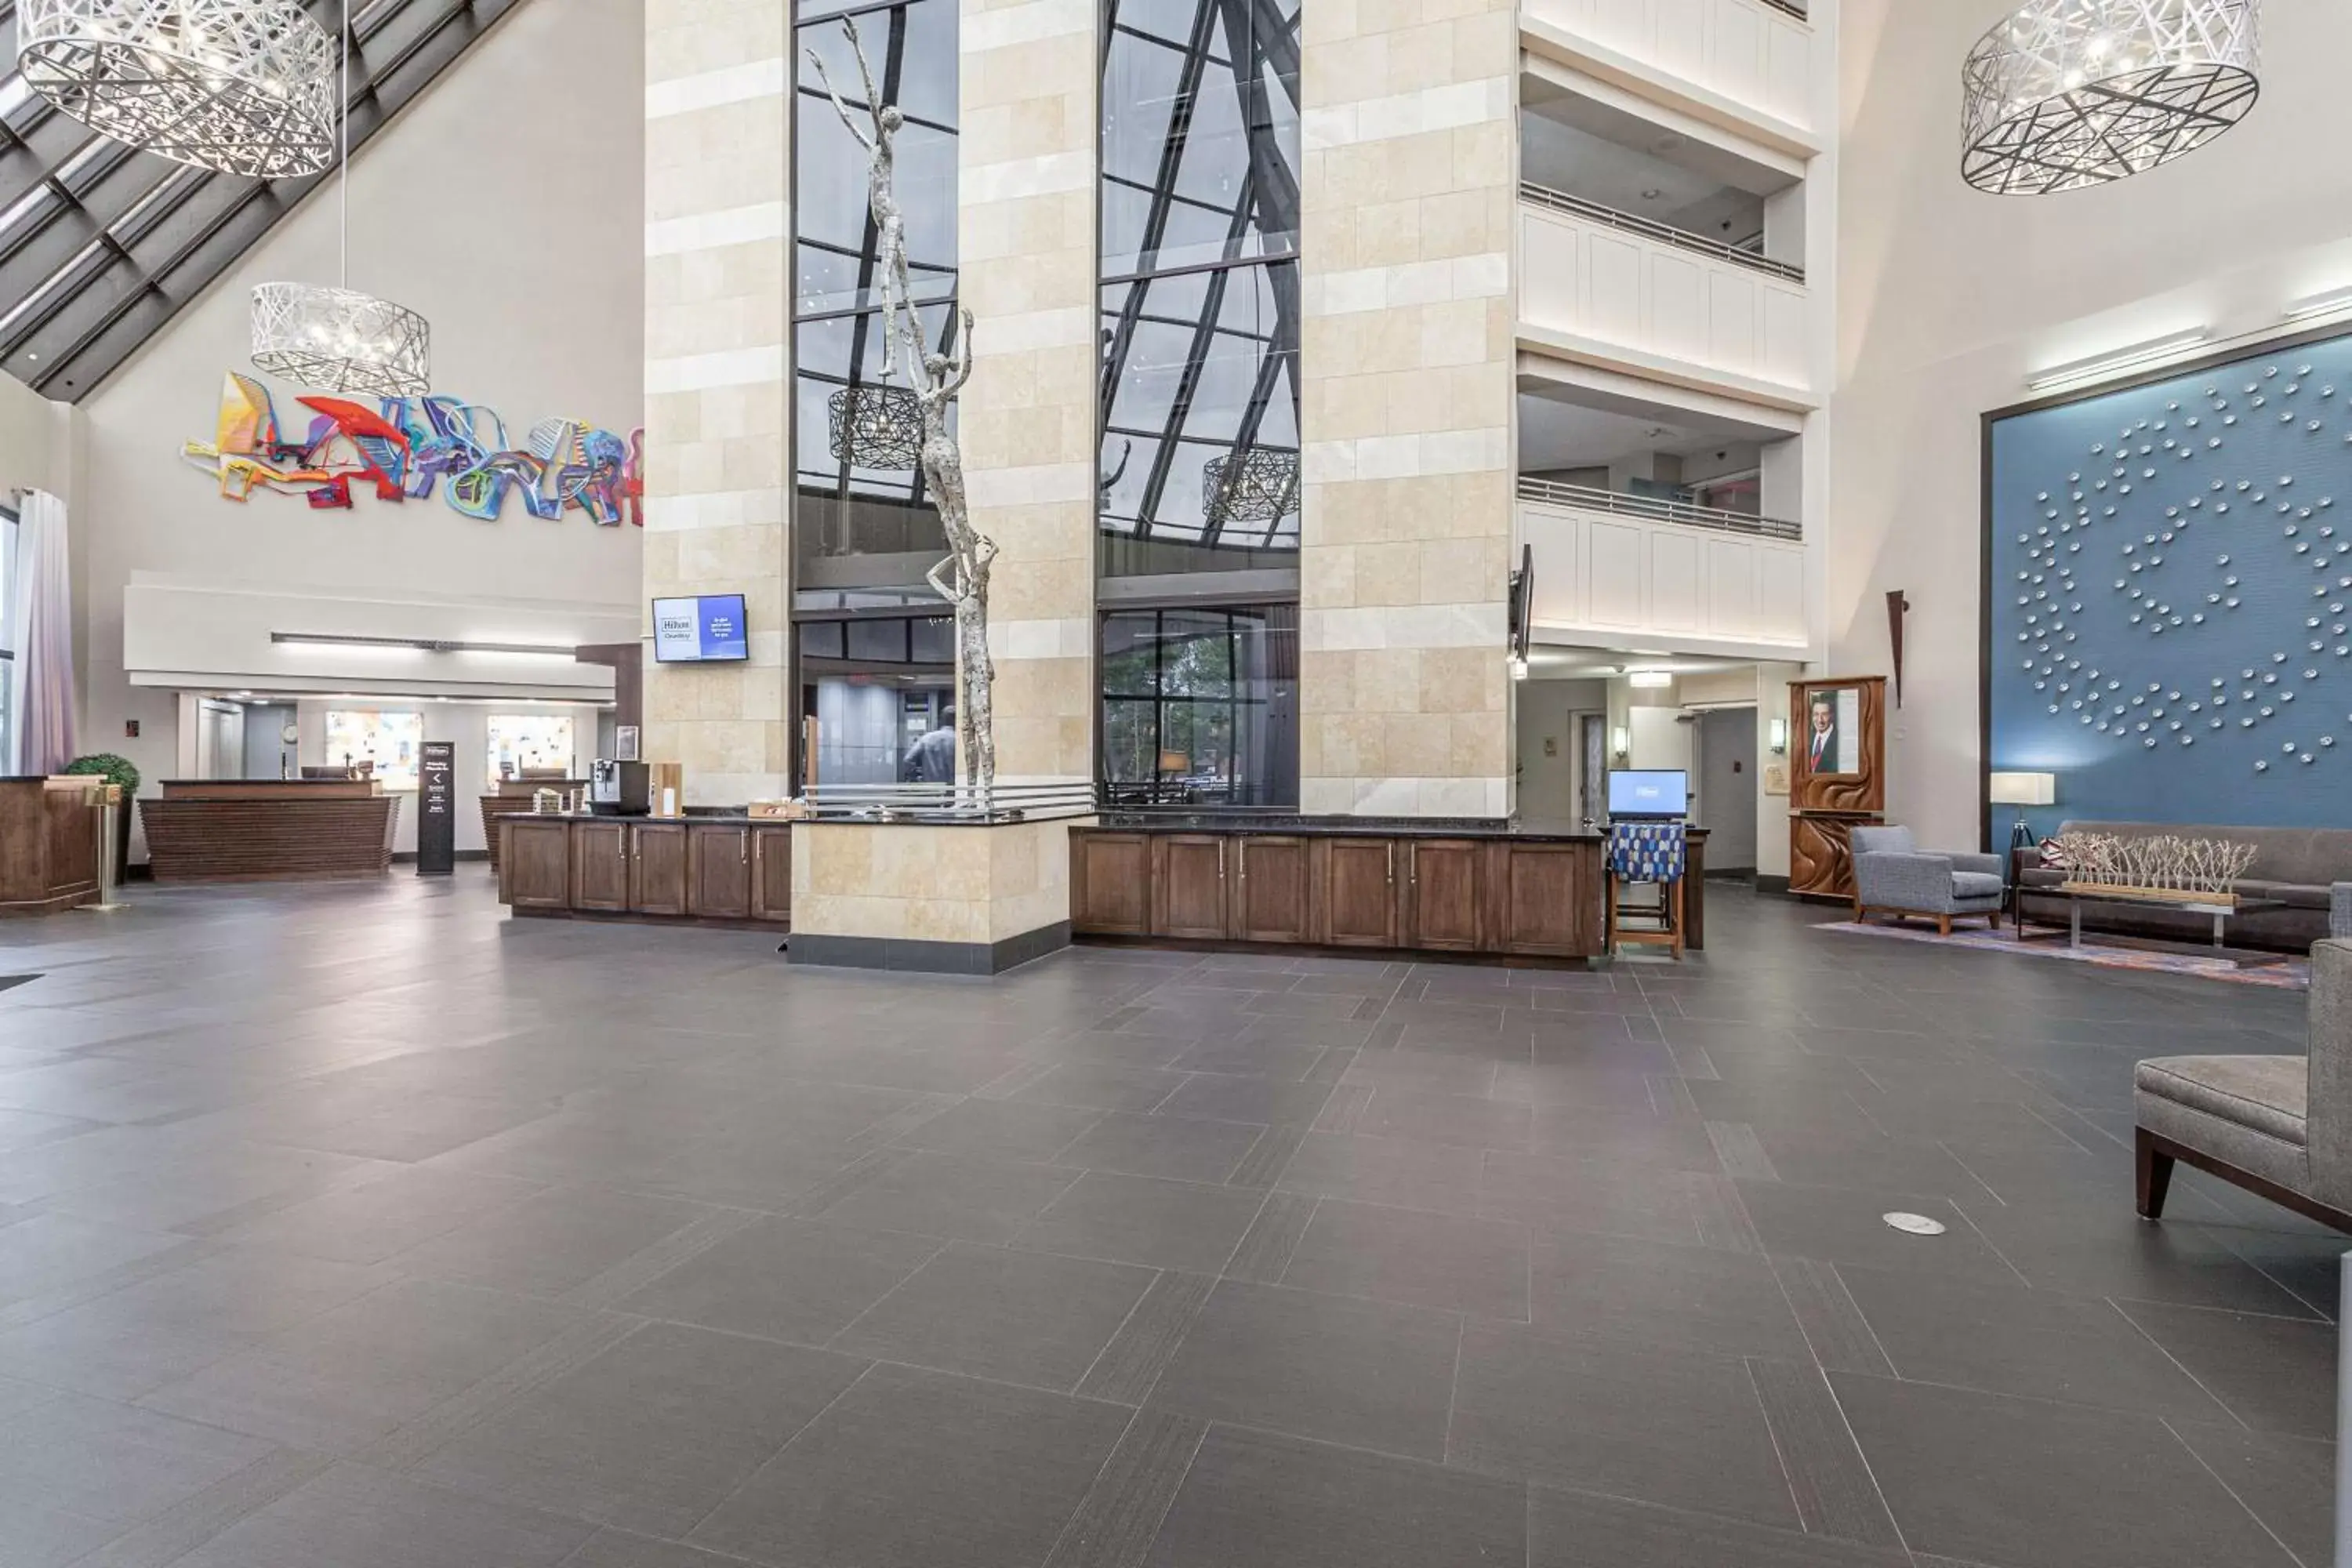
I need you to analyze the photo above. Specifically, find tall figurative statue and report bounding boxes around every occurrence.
[808,16,998,792]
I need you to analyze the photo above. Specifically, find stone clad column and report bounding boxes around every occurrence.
[641,0,792,804]
[958,0,1098,783]
[1298,0,1517,818]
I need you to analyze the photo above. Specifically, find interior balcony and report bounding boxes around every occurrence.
[1516,385,1809,659]
[1520,0,1820,158]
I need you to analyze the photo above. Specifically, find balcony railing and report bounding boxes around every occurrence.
[1517,477,1802,541]
[1519,183,1806,285]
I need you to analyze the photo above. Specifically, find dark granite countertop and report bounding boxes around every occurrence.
[506,811,774,828]
[1088,814,1710,841]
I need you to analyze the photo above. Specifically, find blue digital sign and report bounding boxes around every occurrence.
[652,594,750,663]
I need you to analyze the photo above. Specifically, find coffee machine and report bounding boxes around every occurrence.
[589,759,651,815]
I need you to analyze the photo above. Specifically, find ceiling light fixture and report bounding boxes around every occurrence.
[1628,670,1674,689]
[2027,328,2211,391]
[271,632,576,657]
[1962,0,2261,196]
[15,0,337,179]
[250,0,429,396]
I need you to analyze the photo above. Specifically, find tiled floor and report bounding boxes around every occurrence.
[0,873,2335,1567]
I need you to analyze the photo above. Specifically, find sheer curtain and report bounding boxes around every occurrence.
[6,489,76,776]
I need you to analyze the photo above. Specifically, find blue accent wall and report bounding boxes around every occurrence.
[1989,331,2352,837]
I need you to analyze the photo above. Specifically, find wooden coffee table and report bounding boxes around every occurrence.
[2016,884,2285,954]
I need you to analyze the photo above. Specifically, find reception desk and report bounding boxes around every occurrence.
[139,779,399,882]
[0,775,104,915]
[1071,818,1707,962]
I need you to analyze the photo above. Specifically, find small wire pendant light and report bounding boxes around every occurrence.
[249,0,429,396]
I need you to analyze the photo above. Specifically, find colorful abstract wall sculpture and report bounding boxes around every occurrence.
[183,372,644,527]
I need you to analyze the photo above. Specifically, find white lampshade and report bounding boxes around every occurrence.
[1988,771,2057,806]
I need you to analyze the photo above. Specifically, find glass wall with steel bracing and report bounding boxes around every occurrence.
[1098,0,1302,580]
[1100,603,1298,807]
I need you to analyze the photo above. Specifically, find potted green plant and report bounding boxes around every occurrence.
[62,753,140,882]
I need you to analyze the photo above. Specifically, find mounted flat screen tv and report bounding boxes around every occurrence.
[652,594,750,663]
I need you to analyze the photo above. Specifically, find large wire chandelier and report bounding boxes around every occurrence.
[249,0,430,395]
[1962,0,2261,196]
[14,0,337,179]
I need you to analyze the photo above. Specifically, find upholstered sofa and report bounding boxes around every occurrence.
[1852,825,2005,934]
[2136,938,2352,1232]
[2016,820,2352,953]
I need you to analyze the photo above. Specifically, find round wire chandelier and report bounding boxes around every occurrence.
[1202,448,1300,528]
[1962,0,2261,196]
[15,0,337,179]
[249,0,430,396]
[828,384,923,470]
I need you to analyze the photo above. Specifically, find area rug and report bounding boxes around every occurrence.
[1817,920,2310,990]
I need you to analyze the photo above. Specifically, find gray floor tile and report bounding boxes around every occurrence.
[1014,1171,1267,1274]
[213,1165,545,1265]
[0,1388,277,1528]
[1837,1264,2236,1422]
[1526,1105,1723,1172]
[1448,1319,1799,1527]
[1734,1179,2020,1282]
[888,1097,1102,1162]
[1832,1371,2298,1568]
[690,1361,1130,1568]
[617,1214,940,1345]
[2113,1298,2339,1437]
[1352,1090,1532,1150]
[2166,1417,2334,1568]
[170,1460,596,1568]
[138,1276,586,1454]
[387,1185,715,1300]
[1144,1279,1461,1461]
[1143,1423,1524,1568]
[831,1240,1156,1391]
[0,1212,189,1305]
[1276,1131,1484,1216]
[1156,1074,1336,1125]
[1007,1063,1191,1113]
[0,1244,393,1400]
[1278,1198,1530,1319]
[807,1150,1081,1243]
[411,1321,869,1537]
[1054,1112,1265,1184]
[1477,1151,1704,1245]
[1528,1231,1810,1358]
[1528,1486,1910,1568]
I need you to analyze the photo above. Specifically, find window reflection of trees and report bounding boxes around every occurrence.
[1098,0,1303,562]
[1100,606,1298,806]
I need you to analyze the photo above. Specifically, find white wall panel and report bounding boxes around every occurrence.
[1519,203,1814,395]
[1526,0,1816,131]
[1523,499,1806,652]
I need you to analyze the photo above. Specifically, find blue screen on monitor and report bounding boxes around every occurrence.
[651,594,749,662]
[1608,770,1688,818]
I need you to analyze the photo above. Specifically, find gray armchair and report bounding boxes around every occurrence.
[2136,938,2352,1232]
[1849,824,2005,935]
[2333,882,2351,940]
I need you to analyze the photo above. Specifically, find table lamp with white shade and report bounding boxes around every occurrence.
[1988,771,2057,860]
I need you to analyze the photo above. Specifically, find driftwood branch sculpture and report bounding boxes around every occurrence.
[809,16,998,793]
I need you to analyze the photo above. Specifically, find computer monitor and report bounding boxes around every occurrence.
[1607,769,1689,819]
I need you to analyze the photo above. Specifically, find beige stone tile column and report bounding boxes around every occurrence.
[1297,0,1518,818]
[958,0,1098,782]
[642,0,792,804]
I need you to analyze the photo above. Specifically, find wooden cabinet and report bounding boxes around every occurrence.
[1152,834,1230,939]
[1494,840,1592,957]
[1071,831,1151,936]
[570,821,630,911]
[630,823,689,915]
[503,819,572,910]
[1319,836,1400,947]
[688,823,753,919]
[750,826,792,924]
[1231,836,1312,943]
[1405,839,1484,952]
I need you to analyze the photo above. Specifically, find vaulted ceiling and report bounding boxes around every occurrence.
[0,0,517,401]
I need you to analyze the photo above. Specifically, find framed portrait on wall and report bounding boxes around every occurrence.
[1798,684,1863,777]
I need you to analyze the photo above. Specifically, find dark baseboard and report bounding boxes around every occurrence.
[392,849,490,865]
[789,921,1073,976]
[1705,868,1757,882]
[1755,874,1791,895]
